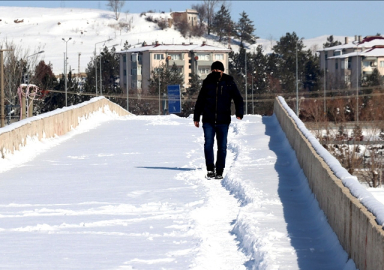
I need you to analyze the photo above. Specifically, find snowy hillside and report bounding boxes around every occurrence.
[0,6,350,75]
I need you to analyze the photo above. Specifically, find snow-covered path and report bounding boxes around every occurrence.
[0,112,356,269]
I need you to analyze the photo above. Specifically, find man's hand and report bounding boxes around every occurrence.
[236,117,242,120]
[194,121,200,128]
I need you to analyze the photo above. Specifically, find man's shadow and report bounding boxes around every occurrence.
[136,166,200,171]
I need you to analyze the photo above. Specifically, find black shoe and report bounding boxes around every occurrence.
[206,171,215,179]
[215,174,223,180]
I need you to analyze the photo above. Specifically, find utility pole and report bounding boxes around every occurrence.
[78,52,81,75]
[126,53,129,111]
[296,42,299,116]
[62,37,72,106]
[245,51,247,115]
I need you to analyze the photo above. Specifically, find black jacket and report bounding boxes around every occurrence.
[194,73,244,124]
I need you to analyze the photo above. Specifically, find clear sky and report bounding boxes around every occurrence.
[1,1,383,39]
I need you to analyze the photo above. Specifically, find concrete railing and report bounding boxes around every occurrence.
[0,97,129,157]
[273,97,384,270]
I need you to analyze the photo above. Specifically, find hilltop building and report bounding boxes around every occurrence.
[170,9,199,27]
[318,35,384,89]
[118,41,230,95]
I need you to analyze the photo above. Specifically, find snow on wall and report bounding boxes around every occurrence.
[278,96,384,227]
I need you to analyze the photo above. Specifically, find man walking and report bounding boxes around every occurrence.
[193,61,244,180]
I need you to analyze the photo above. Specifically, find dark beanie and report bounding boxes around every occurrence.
[211,61,224,71]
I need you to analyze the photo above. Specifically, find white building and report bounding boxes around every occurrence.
[118,41,230,94]
[318,35,384,89]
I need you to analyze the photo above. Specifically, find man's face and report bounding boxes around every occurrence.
[211,69,223,76]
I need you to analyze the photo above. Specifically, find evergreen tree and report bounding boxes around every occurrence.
[99,46,120,95]
[236,11,256,45]
[303,50,321,91]
[252,45,268,94]
[147,63,185,115]
[182,73,201,117]
[122,40,130,50]
[365,68,382,87]
[323,35,342,48]
[34,60,57,90]
[83,46,120,95]
[273,32,321,94]
[212,5,234,42]
[273,32,305,93]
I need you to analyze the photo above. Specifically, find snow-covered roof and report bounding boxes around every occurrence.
[328,51,359,59]
[328,46,384,59]
[321,42,357,52]
[118,44,231,54]
[320,36,384,52]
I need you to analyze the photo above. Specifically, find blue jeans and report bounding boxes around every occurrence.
[202,122,229,172]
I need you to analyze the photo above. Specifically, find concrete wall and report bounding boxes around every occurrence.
[273,97,384,270]
[0,97,129,157]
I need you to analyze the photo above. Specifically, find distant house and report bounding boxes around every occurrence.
[170,9,199,27]
[118,41,230,94]
[318,35,384,89]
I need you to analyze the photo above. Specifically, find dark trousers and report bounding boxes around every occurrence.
[202,122,229,173]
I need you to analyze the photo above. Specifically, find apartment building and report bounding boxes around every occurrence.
[118,41,230,94]
[318,35,384,89]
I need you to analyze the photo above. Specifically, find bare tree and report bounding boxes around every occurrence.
[106,0,125,21]
[1,39,44,122]
[191,3,207,24]
[203,0,220,35]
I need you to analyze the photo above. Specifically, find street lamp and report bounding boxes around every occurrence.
[62,37,72,106]
[24,50,45,83]
[252,70,256,115]
[94,38,112,96]
[99,44,118,96]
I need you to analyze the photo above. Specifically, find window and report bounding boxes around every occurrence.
[138,54,142,62]
[170,54,181,60]
[137,80,142,89]
[196,54,210,61]
[215,54,224,60]
[341,59,346,69]
[154,54,164,60]
[123,55,126,63]
[131,68,137,75]
[123,70,126,76]
[198,67,210,74]
[131,54,137,62]
[137,66,142,75]
[335,62,338,70]
[381,61,384,67]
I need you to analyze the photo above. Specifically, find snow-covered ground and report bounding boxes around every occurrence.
[0,6,347,75]
[0,107,358,269]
